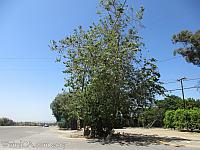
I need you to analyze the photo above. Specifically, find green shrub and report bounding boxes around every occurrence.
[164,108,200,131]
[190,108,200,130]
[174,109,191,130]
[163,110,175,129]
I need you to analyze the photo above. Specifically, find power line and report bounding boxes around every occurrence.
[162,77,200,85]
[166,86,199,92]
[185,77,200,82]
[157,56,182,63]
[162,80,178,84]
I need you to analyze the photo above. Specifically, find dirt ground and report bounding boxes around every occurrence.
[55,127,200,149]
[115,128,200,148]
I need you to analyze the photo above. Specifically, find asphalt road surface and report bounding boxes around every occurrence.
[0,126,199,150]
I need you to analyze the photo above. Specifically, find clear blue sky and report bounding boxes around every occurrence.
[0,0,199,122]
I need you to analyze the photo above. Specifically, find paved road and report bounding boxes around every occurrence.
[0,126,199,150]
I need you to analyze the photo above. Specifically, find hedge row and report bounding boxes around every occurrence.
[164,108,200,131]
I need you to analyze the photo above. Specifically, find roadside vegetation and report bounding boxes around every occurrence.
[164,108,200,131]
[50,0,200,138]
[0,118,55,126]
[50,0,164,137]
[139,95,200,128]
[51,94,200,129]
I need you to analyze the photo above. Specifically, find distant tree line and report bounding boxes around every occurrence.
[137,95,200,128]
[0,118,15,126]
[0,118,55,126]
[15,122,56,126]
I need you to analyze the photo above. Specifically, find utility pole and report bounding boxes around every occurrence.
[177,77,187,109]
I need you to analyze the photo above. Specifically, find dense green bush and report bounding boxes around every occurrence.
[174,109,191,130]
[164,108,200,131]
[163,110,175,129]
[190,109,200,130]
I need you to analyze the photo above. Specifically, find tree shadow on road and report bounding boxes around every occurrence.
[86,132,190,146]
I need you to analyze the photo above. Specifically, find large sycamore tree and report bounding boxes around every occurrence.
[51,0,163,137]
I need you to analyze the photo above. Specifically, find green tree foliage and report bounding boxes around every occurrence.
[50,0,164,137]
[50,92,70,122]
[50,92,82,129]
[138,108,162,127]
[137,95,183,128]
[57,118,68,129]
[156,95,200,110]
[0,118,15,126]
[172,29,200,66]
[156,95,184,110]
[186,98,200,109]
